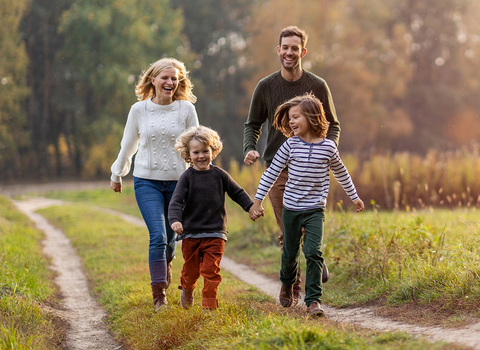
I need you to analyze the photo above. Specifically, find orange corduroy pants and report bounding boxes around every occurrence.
[180,237,225,309]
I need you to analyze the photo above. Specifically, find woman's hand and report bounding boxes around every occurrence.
[110,181,122,193]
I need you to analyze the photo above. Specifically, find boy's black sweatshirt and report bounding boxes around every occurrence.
[168,165,253,234]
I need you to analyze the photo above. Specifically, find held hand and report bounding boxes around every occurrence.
[249,200,265,221]
[110,181,122,193]
[244,151,260,166]
[171,222,183,234]
[353,198,364,212]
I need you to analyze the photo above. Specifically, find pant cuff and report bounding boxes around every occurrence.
[202,298,218,309]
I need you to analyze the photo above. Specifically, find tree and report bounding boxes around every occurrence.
[171,0,255,164]
[0,0,30,180]
[56,0,185,176]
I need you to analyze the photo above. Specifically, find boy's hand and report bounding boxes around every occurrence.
[353,198,364,212]
[171,222,183,234]
[249,200,265,221]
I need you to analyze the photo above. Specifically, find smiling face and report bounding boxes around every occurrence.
[151,67,179,105]
[188,139,213,171]
[277,35,306,71]
[288,105,311,139]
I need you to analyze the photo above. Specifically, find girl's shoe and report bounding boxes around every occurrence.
[279,284,296,307]
[307,302,325,318]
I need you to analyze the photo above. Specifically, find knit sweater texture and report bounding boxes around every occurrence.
[111,99,199,183]
[244,70,340,166]
[168,166,253,238]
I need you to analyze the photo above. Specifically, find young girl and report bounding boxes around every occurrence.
[251,93,364,317]
[110,58,199,312]
[168,126,259,311]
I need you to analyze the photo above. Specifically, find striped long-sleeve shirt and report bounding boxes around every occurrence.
[255,136,358,211]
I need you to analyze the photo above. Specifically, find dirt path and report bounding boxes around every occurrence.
[3,183,479,349]
[13,198,123,350]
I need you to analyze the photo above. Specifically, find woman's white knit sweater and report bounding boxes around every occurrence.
[111,98,199,183]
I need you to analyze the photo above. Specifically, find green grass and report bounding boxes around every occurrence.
[39,185,480,324]
[0,195,64,349]
[227,199,480,326]
[36,202,458,349]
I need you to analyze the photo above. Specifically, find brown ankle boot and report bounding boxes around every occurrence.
[279,284,296,307]
[152,283,167,312]
[178,286,194,309]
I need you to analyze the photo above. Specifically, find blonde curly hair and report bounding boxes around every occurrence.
[135,58,196,103]
[175,126,223,163]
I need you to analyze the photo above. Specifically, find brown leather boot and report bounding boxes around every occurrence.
[178,286,194,309]
[279,284,296,307]
[307,301,325,318]
[152,283,167,312]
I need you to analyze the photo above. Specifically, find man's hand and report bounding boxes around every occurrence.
[244,150,260,166]
[110,181,122,193]
[171,222,183,234]
[353,198,364,212]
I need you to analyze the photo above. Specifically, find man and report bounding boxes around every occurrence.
[243,25,340,305]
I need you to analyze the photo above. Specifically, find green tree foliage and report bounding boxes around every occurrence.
[172,0,254,163]
[20,0,76,178]
[0,0,30,180]
[55,0,185,176]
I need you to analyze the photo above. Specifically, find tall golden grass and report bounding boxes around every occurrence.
[226,144,480,211]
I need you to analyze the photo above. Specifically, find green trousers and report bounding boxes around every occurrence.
[280,207,325,306]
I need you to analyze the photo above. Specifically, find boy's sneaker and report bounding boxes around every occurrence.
[279,285,296,307]
[307,302,325,318]
[179,286,194,309]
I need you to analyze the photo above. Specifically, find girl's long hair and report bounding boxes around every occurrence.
[273,93,328,138]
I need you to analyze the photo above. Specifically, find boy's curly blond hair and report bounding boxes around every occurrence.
[175,126,223,163]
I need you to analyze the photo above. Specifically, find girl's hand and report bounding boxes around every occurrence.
[249,200,265,221]
[353,198,364,212]
[171,222,183,234]
[110,181,122,193]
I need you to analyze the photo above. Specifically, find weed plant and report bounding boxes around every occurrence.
[0,195,64,349]
[37,203,456,349]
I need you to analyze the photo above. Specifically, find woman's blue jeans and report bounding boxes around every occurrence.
[134,177,177,286]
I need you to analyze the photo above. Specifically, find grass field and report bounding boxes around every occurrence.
[39,183,480,327]
[35,201,458,349]
[0,195,65,349]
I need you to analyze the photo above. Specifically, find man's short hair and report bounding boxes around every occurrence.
[279,26,308,48]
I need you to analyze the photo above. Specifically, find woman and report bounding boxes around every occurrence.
[110,58,199,312]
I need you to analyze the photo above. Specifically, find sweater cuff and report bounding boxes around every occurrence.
[110,174,122,183]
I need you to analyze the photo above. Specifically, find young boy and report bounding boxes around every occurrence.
[168,126,259,311]
[251,93,364,317]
